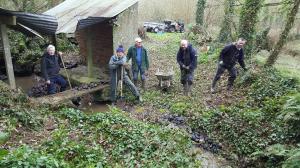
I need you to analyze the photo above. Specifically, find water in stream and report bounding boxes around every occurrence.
[3,75,35,94]
[82,102,110,114]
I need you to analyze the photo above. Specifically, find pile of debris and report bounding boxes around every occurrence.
[187,25,212,45]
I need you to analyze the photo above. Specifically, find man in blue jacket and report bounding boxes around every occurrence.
[211,38,247,93]
[177,40,197,96]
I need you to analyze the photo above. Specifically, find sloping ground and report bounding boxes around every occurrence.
[144,33,250,108]
[1,33,299,168]
[0,82,202,166]
[119,33,299,167]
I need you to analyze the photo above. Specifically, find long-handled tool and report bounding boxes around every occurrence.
[118,65,125,100]
[59,53,84,107]
[59,53,72,89]
[120,66,123,98]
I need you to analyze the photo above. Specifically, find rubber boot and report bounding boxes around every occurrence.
[142,80,146,90]
[183,83,188,96]
[136,95,143,103]
[133,80,138,87]
[227,80,234,91]
[211,80,217,94]
[187,84,192,96]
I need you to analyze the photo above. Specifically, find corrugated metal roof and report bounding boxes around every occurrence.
[0,8,57,36]
[44,0,138,34]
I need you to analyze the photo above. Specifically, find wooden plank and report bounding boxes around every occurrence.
[0,24,16,89]
[30,84,109,105]
[0,16,16,25]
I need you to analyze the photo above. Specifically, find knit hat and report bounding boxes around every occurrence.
[116,45,124,53]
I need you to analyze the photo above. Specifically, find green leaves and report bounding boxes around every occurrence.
[0,132,9,145]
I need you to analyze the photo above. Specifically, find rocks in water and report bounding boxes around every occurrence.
[28,79,48,97]
[74,82,101,91]
[163,114,186,125]
[191,132,222,154]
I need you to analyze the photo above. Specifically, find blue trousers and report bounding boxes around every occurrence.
[133,66,146,81]
[48,75,67,94]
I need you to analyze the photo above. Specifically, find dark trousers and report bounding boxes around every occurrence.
[212,64,237,88]
[180,69,194,85]
[48,75,67,94]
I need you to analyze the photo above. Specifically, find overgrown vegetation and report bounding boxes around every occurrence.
[0,80,200,167]
[196,0,206,25]
[239,0,264,56]
[218,0,235,43]
[142,33,300,167]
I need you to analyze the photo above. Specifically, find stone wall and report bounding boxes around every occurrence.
[113,3,139,53]
[76,22,113,68]
[76,3,139,69]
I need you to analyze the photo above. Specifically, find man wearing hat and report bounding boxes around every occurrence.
[109,45,141,105]
[127,37,149,89]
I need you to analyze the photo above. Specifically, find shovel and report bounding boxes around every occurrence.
[118,66,125,100]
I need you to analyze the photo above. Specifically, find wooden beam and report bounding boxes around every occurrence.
[30,84,109,105]
[0,24,16,89]
[0,16,16,25]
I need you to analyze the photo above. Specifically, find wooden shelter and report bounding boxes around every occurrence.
[0,8,57,89]
[44,0,139,79]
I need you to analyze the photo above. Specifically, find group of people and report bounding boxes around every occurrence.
[41,37,247,105]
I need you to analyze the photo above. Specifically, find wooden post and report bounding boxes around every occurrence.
[0,24,16,89]
[86,29,93,78]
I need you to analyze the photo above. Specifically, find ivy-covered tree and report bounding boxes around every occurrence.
[196,0,206,25]
[266,0,300,66]
[238,0,264,56]
[218,0,235,43]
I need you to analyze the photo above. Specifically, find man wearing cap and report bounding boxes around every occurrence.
[177,40,197,96]
[211,38,247,93]
[127,37,149,89]
[109,45,141,105]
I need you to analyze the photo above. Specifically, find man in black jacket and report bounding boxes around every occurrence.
[177,40,197,96]
[41,45,67,94]
[211,38,247,93]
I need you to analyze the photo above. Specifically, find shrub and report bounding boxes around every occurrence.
[0,146,65,168]
[279,93,300,141]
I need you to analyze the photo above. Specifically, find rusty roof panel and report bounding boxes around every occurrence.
[44,0,138,34]
[0,8,57,35]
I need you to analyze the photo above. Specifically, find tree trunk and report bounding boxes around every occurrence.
[238,0,264,56]
[196,0,206,25]
[266,0,300,66]
[218,0,235,43]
